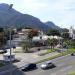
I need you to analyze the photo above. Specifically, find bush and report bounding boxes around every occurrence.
[0,62,5,67]
[70,40,75,48]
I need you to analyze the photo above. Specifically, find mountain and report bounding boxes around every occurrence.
[0,3,61,32]
[45,21,61,30]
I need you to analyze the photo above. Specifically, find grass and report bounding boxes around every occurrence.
[38,50,52,56]
[38,49,56,56]
[35,48,75,64]
[35,52,68,64]
[36,48,75,56]
[68,48,75,53]
[68,72,75,75]
[35,49,73,64]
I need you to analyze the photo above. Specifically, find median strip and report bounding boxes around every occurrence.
[34,52,69,64]
[68,72,75,75]
[34,48,75,64]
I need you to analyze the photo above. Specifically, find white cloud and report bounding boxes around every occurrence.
[11,0,75,28]
[22,0,47,13]
[0,0,75,28]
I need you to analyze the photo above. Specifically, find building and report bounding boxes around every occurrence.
[69,26,75,39]
[6,28,38,48]
[6,32,26,47]
[32,31,63,46]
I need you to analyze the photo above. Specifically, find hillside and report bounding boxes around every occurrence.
[45,21,61,30]
[0,3,61,32]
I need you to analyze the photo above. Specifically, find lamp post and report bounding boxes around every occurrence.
[9,28,12,75]
[9,4,13,75]
[9,28,12,63]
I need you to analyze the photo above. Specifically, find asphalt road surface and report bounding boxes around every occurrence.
[1,55,75,75]
[25,55,75,75]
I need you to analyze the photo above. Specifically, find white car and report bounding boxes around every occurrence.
[41,62,56,69]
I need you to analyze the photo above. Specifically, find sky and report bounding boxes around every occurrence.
[0,0,75,29]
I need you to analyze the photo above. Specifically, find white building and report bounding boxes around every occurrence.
[69,26,75,39]
[6,32,26,48]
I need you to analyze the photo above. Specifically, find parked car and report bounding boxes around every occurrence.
[22,63,37,71]
[41,62,56,69]
[71,53,75,56]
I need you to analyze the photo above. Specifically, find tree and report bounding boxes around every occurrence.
[27,29,38,47]
[47,29,60,36]
[67,39,75,48]
[0,32,7,48]
[63,39,75,49]
[21,40,31,53]
[0,28,7,47]
[70,40,75,48]
[47,38,58,50]
[62,28,69,33]
[61,32,69,40]
[28,29,38,39]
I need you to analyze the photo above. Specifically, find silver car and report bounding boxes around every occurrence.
[41,62,56,69]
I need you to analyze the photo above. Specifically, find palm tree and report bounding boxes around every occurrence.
[47,38,54,50]
[47,38,58,50]
[21,40,31,53]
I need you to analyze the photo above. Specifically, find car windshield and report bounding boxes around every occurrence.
[46,61,52,64]
[24,64,30,67]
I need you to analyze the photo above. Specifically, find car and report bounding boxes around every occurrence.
[21,63,37,71]
[41,62,56,70]
[71,53,75,56]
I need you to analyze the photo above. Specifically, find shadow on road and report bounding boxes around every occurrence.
[0,60,25,75]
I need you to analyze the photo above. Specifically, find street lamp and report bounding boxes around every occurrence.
[9,4,13,75]
[9,28,12,63]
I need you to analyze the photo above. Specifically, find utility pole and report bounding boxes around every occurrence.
[9,28,12,75]
[9,28,12,63]
[9,4,13,75]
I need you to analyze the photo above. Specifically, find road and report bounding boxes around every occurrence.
[25,55,75,75]
[1,55,75,75]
